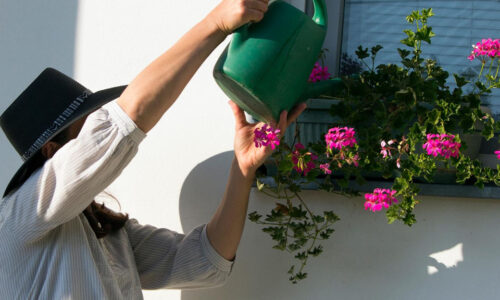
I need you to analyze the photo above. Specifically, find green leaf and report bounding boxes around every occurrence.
[398,48,411,59]
[308,245,324,257]
[324,211,340,222]
[453,74,468,88]
[416,25,435,44]
[273,241,287,251]
[371,45,383,56]
[248,211,262,222]
[422,8,434,19]
[278,160,294,173]
[295,251,307,261]
[426,109,441,125]
[256,179,266,191]
[290,206,308,219]
[401,29,416,48]
[355,46,369,60]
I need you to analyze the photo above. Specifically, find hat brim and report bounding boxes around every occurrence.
[3,85,127,197]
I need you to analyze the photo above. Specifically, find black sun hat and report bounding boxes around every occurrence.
[0,68,127,196]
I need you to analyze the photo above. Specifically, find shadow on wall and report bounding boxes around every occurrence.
[179,151,234,233]
[0,0,78,193]
[179,152,500,300]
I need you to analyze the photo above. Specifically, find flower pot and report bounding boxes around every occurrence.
[459,105,492,159]
[478,132,499,168]
[460,133,482,159]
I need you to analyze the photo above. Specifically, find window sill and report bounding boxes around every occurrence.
[254,176,500,199]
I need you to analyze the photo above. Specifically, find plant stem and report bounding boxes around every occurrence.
[256,221,286,226]
[487,58,494,76]
[478,61,485,81]
[360,59,372,72]
[297,229,319,276]
[260,189,282,199]
[283,189,294,251]
[294,192,319,232]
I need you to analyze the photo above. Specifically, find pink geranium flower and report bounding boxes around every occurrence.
[495,150,500,160]
[254,124,281,150]
[320,163,332,175]
[422,133,461,159]
[380,139,396,158]
[308,62,331,82]
[468,38,500,61]
[292,143,317,176]
[352,153,360,167]
[364,188,398,212]
[325,127,357,151]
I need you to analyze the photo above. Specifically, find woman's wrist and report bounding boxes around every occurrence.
[202,11,231,41]
[232,157,256,183]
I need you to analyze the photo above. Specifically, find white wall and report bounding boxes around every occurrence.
[1,1,500,299]
[0,0,80,198]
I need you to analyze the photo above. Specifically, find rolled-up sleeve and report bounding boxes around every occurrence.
[8,101,146,242]
[125,219,234,290]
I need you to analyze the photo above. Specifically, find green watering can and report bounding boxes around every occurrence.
[213,0,343,123]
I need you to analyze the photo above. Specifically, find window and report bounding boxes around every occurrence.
[306,0,500,113]
[283,0,500,144]
[340,1,500,114]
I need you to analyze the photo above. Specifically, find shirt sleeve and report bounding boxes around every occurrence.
[125,219,234,290]
[7,101,146,242]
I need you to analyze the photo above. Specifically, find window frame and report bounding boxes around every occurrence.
[286,0,346,76]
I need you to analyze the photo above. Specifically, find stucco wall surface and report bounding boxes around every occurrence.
[1,1,499,299]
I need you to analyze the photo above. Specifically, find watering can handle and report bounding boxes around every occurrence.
[312,0,327,27]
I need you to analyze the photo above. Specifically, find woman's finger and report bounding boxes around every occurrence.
[243,8,265,23]
[243,0,269,13]
[286,102,307,128]
[277,109,288,134]
[228,100,249,129]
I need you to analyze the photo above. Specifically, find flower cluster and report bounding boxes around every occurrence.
[254,124,281,150]
[325,127,357,151]
[320,163,332,175]
[364,188,398,212]
[496,150,500,160]
[292,143,317,176]
[380,139,396,158]
[308,62,331,82]
[422,133,461,159]
[346,153,360,167]
[380,137,409,168]
[468,38,500,61]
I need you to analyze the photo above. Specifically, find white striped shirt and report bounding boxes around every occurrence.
[0,102,233,299]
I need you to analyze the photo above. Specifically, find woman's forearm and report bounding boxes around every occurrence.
[208,101,306,261]
[116,0,268,133]
[117,18,226,133]
[206,157,254,261]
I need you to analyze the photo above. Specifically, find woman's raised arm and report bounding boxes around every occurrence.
[117,0,269,133]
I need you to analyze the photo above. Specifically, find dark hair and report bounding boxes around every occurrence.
[3,127,128,238]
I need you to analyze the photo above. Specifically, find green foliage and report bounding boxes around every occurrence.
[249,8,500,284]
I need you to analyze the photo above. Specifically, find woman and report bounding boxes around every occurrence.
[0,0,306,298]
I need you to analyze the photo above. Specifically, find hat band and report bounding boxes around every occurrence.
[22,90,92,161]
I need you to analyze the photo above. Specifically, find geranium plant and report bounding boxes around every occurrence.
[249,8,500,283]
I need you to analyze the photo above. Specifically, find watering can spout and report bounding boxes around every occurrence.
[301,77,344,100]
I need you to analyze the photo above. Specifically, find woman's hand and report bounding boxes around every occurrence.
[228,100,307,178]
[205,0,269,35]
